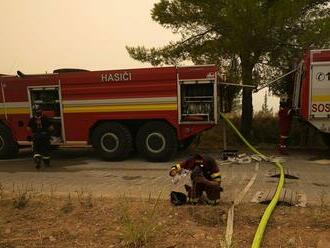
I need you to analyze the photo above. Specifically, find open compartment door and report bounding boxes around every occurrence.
[178,79,217,124]
[28,86,65,144]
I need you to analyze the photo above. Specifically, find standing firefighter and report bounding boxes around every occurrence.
[278,94,292,155]
[27,106,54,169]
[169,154,222,205]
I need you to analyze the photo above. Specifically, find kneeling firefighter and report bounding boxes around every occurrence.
[170,154,222,205]
[27,105,54,169]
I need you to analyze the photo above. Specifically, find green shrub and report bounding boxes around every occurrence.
[118,194,162,248]
[12,187,34,209]
[252,112,278,144]
[196,112,325,150]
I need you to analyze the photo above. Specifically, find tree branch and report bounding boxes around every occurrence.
[168,28,214,49]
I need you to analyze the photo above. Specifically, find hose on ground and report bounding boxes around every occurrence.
[219,113,285,248]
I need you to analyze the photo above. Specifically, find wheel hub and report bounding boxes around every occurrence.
[146,132,166,153]
[100,133,119,153]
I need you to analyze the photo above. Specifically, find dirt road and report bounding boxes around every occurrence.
[0,148,329,206]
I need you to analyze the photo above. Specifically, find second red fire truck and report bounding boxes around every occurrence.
[0,65,219,161]
[293,49,330,145]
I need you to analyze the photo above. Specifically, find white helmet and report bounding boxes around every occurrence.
[33,105,42,116]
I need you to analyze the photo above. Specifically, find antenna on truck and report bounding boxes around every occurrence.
[17,70,25,77]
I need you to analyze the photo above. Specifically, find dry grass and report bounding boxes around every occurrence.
[0,185,329,248]
[60,193,74,214]
[117,193,163,248]
[0,183,4,200]
[75,188,94,209]
[312,190,330,228]
[11,184,36,209]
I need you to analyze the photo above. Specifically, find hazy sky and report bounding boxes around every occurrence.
[0,0,177,73]
[0,0,278,110]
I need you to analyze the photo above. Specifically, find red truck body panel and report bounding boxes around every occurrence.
[294,49,330,134]
[300,50,330,120]
[0,65,218,144]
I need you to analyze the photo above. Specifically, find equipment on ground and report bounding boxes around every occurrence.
[220,113,285,248]
[170,191,187,206]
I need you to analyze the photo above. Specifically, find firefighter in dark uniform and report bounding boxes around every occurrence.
[169,154,222,205]
[278,95,292,155]
[27,106,54,169]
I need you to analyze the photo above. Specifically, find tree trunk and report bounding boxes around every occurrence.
[240,60,254,139]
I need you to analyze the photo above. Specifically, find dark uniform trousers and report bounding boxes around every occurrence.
[185,180,221,205]
[33,132,51,164]
[28,115,52,166]
[188,182,220,202]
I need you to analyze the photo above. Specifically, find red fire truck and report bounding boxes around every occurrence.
[0,65,219,161]
[293,49,330,145]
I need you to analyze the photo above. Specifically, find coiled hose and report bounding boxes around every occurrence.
[220,113,285,248]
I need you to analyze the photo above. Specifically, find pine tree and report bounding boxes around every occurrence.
[127,0,330,138]
[261,91,273,115]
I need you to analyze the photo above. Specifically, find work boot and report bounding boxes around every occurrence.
[278,145,288,155]
[33,154,42,169]
[206,198,220,206]
[278,137,289,155]
[188,198,199,205]
[34,157,41,169]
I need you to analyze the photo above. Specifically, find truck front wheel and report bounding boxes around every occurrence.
[136,121,178,162]
[92,122,133,161]
[0,124,18,159]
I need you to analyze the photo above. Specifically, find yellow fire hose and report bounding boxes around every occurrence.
[220,113,285,248]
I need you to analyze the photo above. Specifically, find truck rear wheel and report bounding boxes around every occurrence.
[0,124,18,159]
[136,121,178,162]
[92,122,132,161]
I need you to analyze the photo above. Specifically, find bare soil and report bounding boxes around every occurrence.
[0,192,329,248]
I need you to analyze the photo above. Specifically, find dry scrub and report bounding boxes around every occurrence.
[0,184,329,248]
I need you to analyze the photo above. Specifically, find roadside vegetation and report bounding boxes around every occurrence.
[197,110,326,151]
[0,186,329,248]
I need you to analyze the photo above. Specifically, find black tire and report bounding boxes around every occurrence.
[179,135,196,151]
[136,121,178,162]
[321,132,330,147]
[0,124,19,159]
[91,122,133,161]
